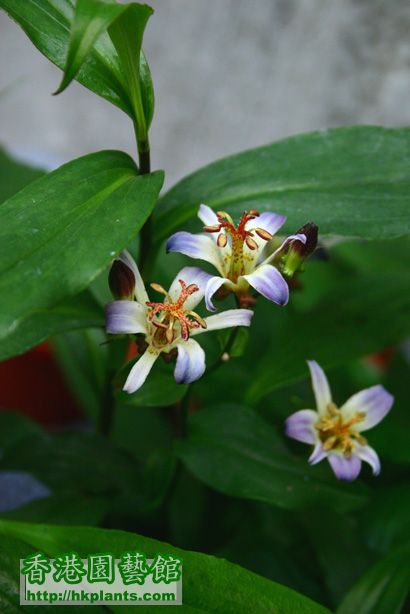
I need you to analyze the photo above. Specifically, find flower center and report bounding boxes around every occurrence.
[204,210,272,282]
[146,279,206,347]
[315,402,367,458]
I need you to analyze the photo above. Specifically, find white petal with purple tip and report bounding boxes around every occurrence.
[242,264,289,305]
[105,300,147,335]
[245,211,286,236]
[285,409,318,444]
[174,339,206,384]
[264,233,307,265]
[307,360,332,415]
[118,250,149,305]
[356,445,381,476]
[123,349,159,394]
[192,308,253,335]
[328,453,362,481]
[166,231,226,275]
[168,267,213,311]
[204,275,232,311]
[340,385,394,432]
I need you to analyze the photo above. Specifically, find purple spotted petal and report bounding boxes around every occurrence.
[242,264,289,305]
[356,445,381,476]
[245,211,286,236]
[105,301,147,335]
[285,409,318,444]
[123,350,159,394]
[341,385,394,432]
[205,275,231,311]
[166,231,224,273]
[309,443,328,465]
[328,453,362,481]
[307,360,332,415]
[174,339,206,384]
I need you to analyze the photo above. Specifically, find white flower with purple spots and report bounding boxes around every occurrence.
[285,361,394,481]
[166,205,307,310]
[105,251,253,393]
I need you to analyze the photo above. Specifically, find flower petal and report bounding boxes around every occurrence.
[340,385,394,432]
[356,445,381,476]
[263,233,307,265]
[309,443,328,465]
[166,231,225,274]
[285,409,318,444]
[118,250,149,305]
[192,308,254,335]
[174,338,206,384]
[105,300,147,335]
[198,203,219,226]
[123,349,159,394]
[245,211,286,236]
[328,453,362,481]
[205,275,233,311]
[167,267,213,310]
[307,360,332,415]
[242,264,289,305]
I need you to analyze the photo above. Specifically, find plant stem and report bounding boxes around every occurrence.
[136,128,153,273]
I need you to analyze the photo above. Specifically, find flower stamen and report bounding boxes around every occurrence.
[146,279,206,345]
[315,403,366,458]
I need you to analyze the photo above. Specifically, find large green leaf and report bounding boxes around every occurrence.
[0,147,44,204]
[0,520,331,613]
[0,150,163,351]
[336,544,410,614]
[155,126,410,243]
[0,291,103,360]
[176,405,369,513]
[246,271,410,403]
[0,0,154,122]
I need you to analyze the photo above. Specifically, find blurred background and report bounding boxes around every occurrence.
[1,0,410,188]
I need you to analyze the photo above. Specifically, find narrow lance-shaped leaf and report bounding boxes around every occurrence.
[0,150,163,352]
[55,0,154,135]
[0,520,331,613]
[154,126,410,242]
[0,0,154,124]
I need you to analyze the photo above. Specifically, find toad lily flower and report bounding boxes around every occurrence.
[105,251,253,393]
[285,361,394,481]
[166,204,307,310]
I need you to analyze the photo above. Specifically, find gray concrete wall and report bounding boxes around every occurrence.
[1,0,410,187]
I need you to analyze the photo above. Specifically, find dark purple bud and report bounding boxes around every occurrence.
[108,259,136,299]
[283,222,318,277]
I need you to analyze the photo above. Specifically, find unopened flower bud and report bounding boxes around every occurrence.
[283,222,318,277]
[108,258,136,299]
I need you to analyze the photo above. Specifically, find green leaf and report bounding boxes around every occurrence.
[56,0,154,135]
[0,411,43,454]
[336,544,410,614]
[0,147,44,204]
[363,486,410,554]
[0,150,163,353]
[0,494,108,527]
[0,533,107,613]
[176,404,369,513]
[0,520,331,613]
[0,292,103,361]
[0,0,153,121]
[246,272,410,403]
[155,126,410,243]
